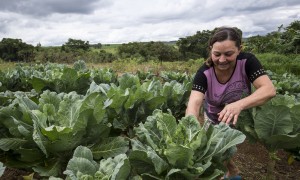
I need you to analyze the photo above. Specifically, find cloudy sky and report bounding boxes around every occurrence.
[0,0,299,46]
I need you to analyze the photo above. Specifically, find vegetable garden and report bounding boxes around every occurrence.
[0,61,299,179]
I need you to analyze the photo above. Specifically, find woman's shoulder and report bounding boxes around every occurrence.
[197,62,211,73]
[237,52,256,60]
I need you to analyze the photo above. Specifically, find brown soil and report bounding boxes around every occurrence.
[0,140,299,180]
[0,168,39,180]
[233,140,300,180]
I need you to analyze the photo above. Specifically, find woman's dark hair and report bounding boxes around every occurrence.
[206,27,242,66]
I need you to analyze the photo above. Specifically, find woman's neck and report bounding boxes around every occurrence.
[214,65,235,84]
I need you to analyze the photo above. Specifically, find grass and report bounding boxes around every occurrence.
[101,44,122,54]
[0,62,19,72]
[90,44,121,54]
[86,59,203,75]
[0,59,204,76]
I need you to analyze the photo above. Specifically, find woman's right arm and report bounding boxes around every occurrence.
[185,90,205,124]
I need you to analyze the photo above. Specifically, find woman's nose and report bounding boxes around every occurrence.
[219,55,226,62]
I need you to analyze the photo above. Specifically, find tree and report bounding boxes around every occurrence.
[285,20,300,54]
[36,42,42,52]
[0,38,34,62]
[117,41,179,63]
[243,20,300,54]
[244,33,280,54]
[92,43,102,49]
[291,32,300,54]
[176,30,212,59]
[143,41,180,63]
[117,42,141,58]
[61,38,90,52]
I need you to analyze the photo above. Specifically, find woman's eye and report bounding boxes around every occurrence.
[225,51,235,56]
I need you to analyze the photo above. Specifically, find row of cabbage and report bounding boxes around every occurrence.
[0,75,245,179]
[267,70,300,99]
[0,62,192,95]
[0,63,299,100]
[0,62,299,179]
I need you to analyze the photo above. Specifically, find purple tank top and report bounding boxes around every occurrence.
[192,52,266,123]
[203,59,251,122]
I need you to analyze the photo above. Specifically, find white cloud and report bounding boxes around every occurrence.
[0,0,299,46]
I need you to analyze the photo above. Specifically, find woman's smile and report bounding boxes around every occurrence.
[215,60,231,70]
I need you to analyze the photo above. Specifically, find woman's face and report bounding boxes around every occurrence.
[211,40,241,72]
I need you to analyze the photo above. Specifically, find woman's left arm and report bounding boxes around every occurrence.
[218,74,276,124]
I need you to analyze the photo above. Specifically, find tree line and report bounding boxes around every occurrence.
[0,20,299,63]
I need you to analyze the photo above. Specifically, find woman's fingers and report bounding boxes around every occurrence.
[218,111,225,120]
[224,112,233,124]
[218,103,241,125]
[233,114,238,125]
[219,111,236,124]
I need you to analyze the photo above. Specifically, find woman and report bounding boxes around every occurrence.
[185,27,276,179]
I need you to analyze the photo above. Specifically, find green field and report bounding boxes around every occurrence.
[0,59,299,179]
[90,44,121,54]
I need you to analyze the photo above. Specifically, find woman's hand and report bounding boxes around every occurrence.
[218,75,276,125]
[218,102,243,125]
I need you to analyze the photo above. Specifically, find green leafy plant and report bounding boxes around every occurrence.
[63,146,130,180]
[0,90,118,177]
[129,110,246,179]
